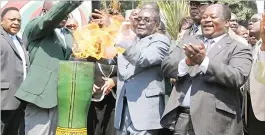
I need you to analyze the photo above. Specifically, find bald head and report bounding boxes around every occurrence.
[43,1,58,11]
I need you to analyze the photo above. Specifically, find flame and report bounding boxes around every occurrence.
[72,15,126,59]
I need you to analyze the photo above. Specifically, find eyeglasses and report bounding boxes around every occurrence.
[135,17,157,23]
[249,18,260,23]
[66,24,77,30]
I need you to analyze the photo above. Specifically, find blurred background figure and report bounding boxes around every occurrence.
[230,13,239,33]
[65,17,78,31]
[248,13,262,48]
[236,25,249,41]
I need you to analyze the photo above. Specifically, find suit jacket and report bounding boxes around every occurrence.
[0,26,29,110]
[249,42,265,121]
[228,28,248,47]
[160,34,253,135]
[114,33,170,130]
[15,1,82,109]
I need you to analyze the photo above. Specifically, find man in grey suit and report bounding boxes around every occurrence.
[0,7,29,135]
[160,4,252,135]
[114,8,170,135]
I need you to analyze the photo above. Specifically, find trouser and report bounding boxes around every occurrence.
[25,104,57,135]
[87,95,116,135]
[1,103,26,135]
[116,101,159,135]
[174,107,195,135]
[247,93,265,135]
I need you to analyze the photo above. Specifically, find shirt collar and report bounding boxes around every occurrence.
[204,33,227,44]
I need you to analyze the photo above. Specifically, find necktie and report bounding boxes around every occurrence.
[204,39,215,54]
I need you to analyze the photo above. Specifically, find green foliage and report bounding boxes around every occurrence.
[217,0,257,26]
[157,1,190,40]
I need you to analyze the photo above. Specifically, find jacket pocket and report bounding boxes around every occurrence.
[1,82,9,91]
[145,88,162,98]
[215,100,236,115]
[20,65,52,95]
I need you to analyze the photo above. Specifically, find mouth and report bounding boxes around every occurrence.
[203,25,213,29]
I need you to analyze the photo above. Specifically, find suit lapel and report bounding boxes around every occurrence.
[17,37,30,70]
[1,27,20,58]
[207,34,232,59]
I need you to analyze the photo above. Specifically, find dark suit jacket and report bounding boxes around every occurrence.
[160,34,253,135]
[0,26,29,110]
[15,1,83,109]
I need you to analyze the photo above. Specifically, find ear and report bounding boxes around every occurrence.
[224,20,230,27]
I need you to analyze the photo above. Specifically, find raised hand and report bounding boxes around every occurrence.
[91,9,111,27]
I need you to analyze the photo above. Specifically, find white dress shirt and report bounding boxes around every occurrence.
[9,34,27,80]
[55,28,66,47]
[178,34,226,107]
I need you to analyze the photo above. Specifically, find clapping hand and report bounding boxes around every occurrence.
[183,43,206,65]
[260,11,265,51]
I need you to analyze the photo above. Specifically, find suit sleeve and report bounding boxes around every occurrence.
[122,38,170,68]
[24,1,83,42]
[161,40,186,79]
[205,44,253,88]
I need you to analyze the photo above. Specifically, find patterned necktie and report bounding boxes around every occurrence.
[244,78,250,92]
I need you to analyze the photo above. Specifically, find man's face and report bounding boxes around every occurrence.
[229,15,238,32]
[189,1,210,24]
[129,9,140,32]
[236,27,248,41]
[1,10,21,35]
[66,19,78,30]
[135,9,159,38]
[201,5,229,38]
[248,15,261,35]
[42,1,68,28]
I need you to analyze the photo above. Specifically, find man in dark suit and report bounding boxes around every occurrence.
[1,7,29,135]
[160,4,252,135]
[14,1,83,135]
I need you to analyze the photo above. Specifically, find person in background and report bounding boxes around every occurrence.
[230,13,239,33]
[182,0,214,37]
[65,17,79,31]
[244,13,265,135]
[1,7,29,135]
[227,13,249,46]
[236,25,249,41]
[161,4,252,135]
[86,57,117,135]
[248,13,262,49]
[14,1,83,135]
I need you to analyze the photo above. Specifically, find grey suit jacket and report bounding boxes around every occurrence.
[115,33,170,130]
[161,34,253,135]
[0,26,29,110]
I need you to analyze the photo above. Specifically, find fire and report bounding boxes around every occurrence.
[72,15,126,59]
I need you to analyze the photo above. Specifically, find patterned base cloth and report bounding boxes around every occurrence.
[56,127,87,135]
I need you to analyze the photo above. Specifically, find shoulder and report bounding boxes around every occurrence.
[227,35,251,53]
[151,33,170,45]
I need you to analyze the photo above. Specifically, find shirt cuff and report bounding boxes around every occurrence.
[198,56,210,74]
[178,58,190,77]
[258,48,265,61]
